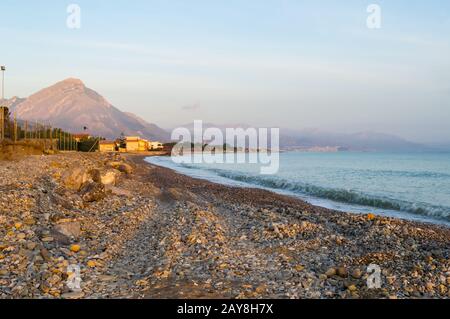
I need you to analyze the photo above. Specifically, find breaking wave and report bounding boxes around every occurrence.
[178,164,450,221]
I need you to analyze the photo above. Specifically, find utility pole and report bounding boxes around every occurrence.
[13,113,17,142]
[1,66,5,101]
[0,107,3,141]
[50,126,53,150]
[0,66,5,141]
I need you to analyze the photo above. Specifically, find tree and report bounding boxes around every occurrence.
[118,132,126,148]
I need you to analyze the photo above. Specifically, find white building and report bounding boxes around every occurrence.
[149,141,163,151]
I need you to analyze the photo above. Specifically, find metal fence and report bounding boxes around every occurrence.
[0,106,81,151]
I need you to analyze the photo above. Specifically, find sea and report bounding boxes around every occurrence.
[145,152,450,226]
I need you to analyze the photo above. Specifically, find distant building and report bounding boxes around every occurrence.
[125,136,149,152]
[149,141,163,151]
[99,140,117,152]
[73,133,91,142]
[125,136,140,152]
[138,139,149,151]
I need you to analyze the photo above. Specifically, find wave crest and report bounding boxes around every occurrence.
[207,169,450,220]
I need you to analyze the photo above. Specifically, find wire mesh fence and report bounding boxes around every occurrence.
[0,106,93,152]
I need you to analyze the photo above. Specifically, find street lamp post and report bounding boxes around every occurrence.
[0,66,5,140]
[1,66,5,100]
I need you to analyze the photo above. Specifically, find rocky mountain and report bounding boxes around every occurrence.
[0,96,26,109]
[0,78,169,141]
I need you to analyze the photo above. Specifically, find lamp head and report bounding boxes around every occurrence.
[0,66,5,71]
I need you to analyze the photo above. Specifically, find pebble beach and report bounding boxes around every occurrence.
[0,152,449,299]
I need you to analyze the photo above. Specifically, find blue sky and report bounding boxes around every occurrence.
[1,0,450,142]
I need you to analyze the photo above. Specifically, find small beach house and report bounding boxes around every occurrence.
[99,140,116,152]
[125,136,149,152]
[125,136,140,152]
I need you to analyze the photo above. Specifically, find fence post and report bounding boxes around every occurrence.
[50,126,53,150]
[0,107,3,140]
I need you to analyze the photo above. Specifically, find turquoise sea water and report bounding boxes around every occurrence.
[146,152,450,226]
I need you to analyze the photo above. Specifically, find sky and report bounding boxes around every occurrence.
[0,0,450,143]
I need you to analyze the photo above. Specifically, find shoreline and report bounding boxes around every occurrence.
[0,152,449,299]
[143,155,450,228]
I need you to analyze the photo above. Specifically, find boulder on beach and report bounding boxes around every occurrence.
[54,221,82,239]
[62,168,91,191]
[100,169,121,186]
[90,168,120,186]
[107,161,133,175]
[80,182,106,202]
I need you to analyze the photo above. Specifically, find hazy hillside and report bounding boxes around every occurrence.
[171,123,431,152]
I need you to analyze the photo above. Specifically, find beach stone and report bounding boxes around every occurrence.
[107,161,133,174]
[49,229,71,245]
[337,267,348,278]
[62,291,85,299]
[117,163,133,175]
[26,242,37,250]
[439,284,447,295]
[347,284,357,292]
[100,169,120,186]
[88,169,102,183]
[295,265,305,272]
[40,247,52,261]
[80,182,106,203]
[106,185,132,198]
[54,222,81,239]
[70,244,81,253]
[24,217,36,226]
[17,233,26,240]
[62,168,91,191]
[351,269,363,279]
[325,268,336,277]
[41,236,54,243]
[99,275,117,282]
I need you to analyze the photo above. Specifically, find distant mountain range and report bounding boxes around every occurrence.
[173,123,434,152]
[0,78,168,141]
[278,128,434,152]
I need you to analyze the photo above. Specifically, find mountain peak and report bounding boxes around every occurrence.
[8,78,169,141]
[57,78,85,87]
